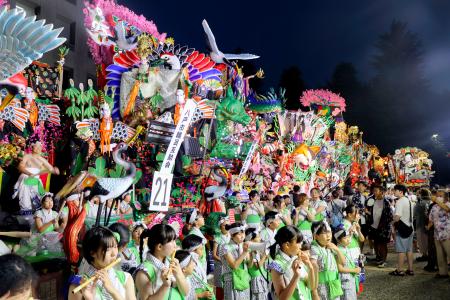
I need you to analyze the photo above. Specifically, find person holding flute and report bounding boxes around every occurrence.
[268,225,316,300]
[134,224,189,300]
[68,227,136,300]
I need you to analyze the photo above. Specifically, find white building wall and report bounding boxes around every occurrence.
[10,0,97,88]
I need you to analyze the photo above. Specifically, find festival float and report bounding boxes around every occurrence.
[0,0,435,298]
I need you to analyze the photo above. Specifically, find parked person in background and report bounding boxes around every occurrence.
[273,196,292,226]
[349,181,370,254]
[389,184,414,276]
[327,189,346,229]
[424,189,439,272]
[427,189,450,278]
[263,190,275,212]
[414,188,431,262]
[366,185,393,268]
[293,193,315,245]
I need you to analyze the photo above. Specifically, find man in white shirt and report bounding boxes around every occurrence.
[390,184,414,276]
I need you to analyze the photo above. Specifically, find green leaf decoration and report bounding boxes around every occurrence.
[108,164,124,178]
[181,155,191,167]
[84,105,99,119]
[85,87,98,101]
[77,90,88,106]
[149,92,164,109]
[64,79,80,100]
[132,170,143,185]
[104,93,114,111]
[171,187,182,198]
[35,98,51,104]
[156,152,165,161]
[88,157,107,177]
[66,105,81,121]
[72,153,84,176]
[58,46,69,57]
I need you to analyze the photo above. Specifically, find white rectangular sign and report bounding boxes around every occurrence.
[160,99,197,173]
[239,140,258,177]
[149,171,173,212]
[150,99,197,211]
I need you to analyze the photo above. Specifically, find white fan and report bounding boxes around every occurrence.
[0,7,66,80]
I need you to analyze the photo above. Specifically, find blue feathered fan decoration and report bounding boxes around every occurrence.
[0,6,66,80]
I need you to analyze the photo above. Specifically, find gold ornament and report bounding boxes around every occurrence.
[334,122,348,144]
[165,37,175,45]
[136,33,156,59]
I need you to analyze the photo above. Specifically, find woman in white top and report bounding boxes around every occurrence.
[68,227,136,300]
[242,190,265,220]
[34,193,59,233]
[309,188,327,221]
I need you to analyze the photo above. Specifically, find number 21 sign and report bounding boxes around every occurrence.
[148,171,173,212]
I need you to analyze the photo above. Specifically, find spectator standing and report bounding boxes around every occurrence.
[349,182,370,252]
[389,184,414,276]
[427,190,450,278]
[414,189,431,262]
[366,186,393,267]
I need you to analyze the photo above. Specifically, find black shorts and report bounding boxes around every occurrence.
[361,224,371,239]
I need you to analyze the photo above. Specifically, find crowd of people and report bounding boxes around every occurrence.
[0,183,449,299]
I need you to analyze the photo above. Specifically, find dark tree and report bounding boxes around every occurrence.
[279,66,306,110]
[327,63,368,125]
[328,63,361,93]
[372,21,426,92]
[366,20,430,151]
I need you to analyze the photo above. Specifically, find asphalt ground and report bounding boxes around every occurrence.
[360,246,450,299]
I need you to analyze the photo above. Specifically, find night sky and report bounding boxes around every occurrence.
[120,0,450,184]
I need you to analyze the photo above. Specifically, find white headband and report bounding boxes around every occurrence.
[41,192,54,201]
[229,225,247,235]
[334,229,346,241]
[187,243,202,252]
[265,214,280,225]
[132,221,146,230]
[179,254,192,268]
[245,228,260,242]
[219,216,229,225]
[313,221,331,235]
[66,193,80,201]
[189,209,198,224]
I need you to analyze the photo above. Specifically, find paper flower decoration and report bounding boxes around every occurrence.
[300,89,346,116]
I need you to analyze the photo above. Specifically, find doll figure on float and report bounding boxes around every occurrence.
[23,87,38,129]
[13,141,59,225]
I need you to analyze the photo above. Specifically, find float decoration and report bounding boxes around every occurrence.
[300,89,346,117]
[0,6,66,80]
[392,147,434,186]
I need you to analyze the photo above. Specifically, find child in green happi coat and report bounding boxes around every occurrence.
[268,225,316,300]
[334,227,361,300]
[245,228,269,300]
[310,221,346,300]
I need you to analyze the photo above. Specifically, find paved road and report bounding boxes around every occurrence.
[360,251,450,299]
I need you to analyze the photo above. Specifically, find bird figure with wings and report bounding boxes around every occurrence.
[202,19,260,66]
[105,38,222,119]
